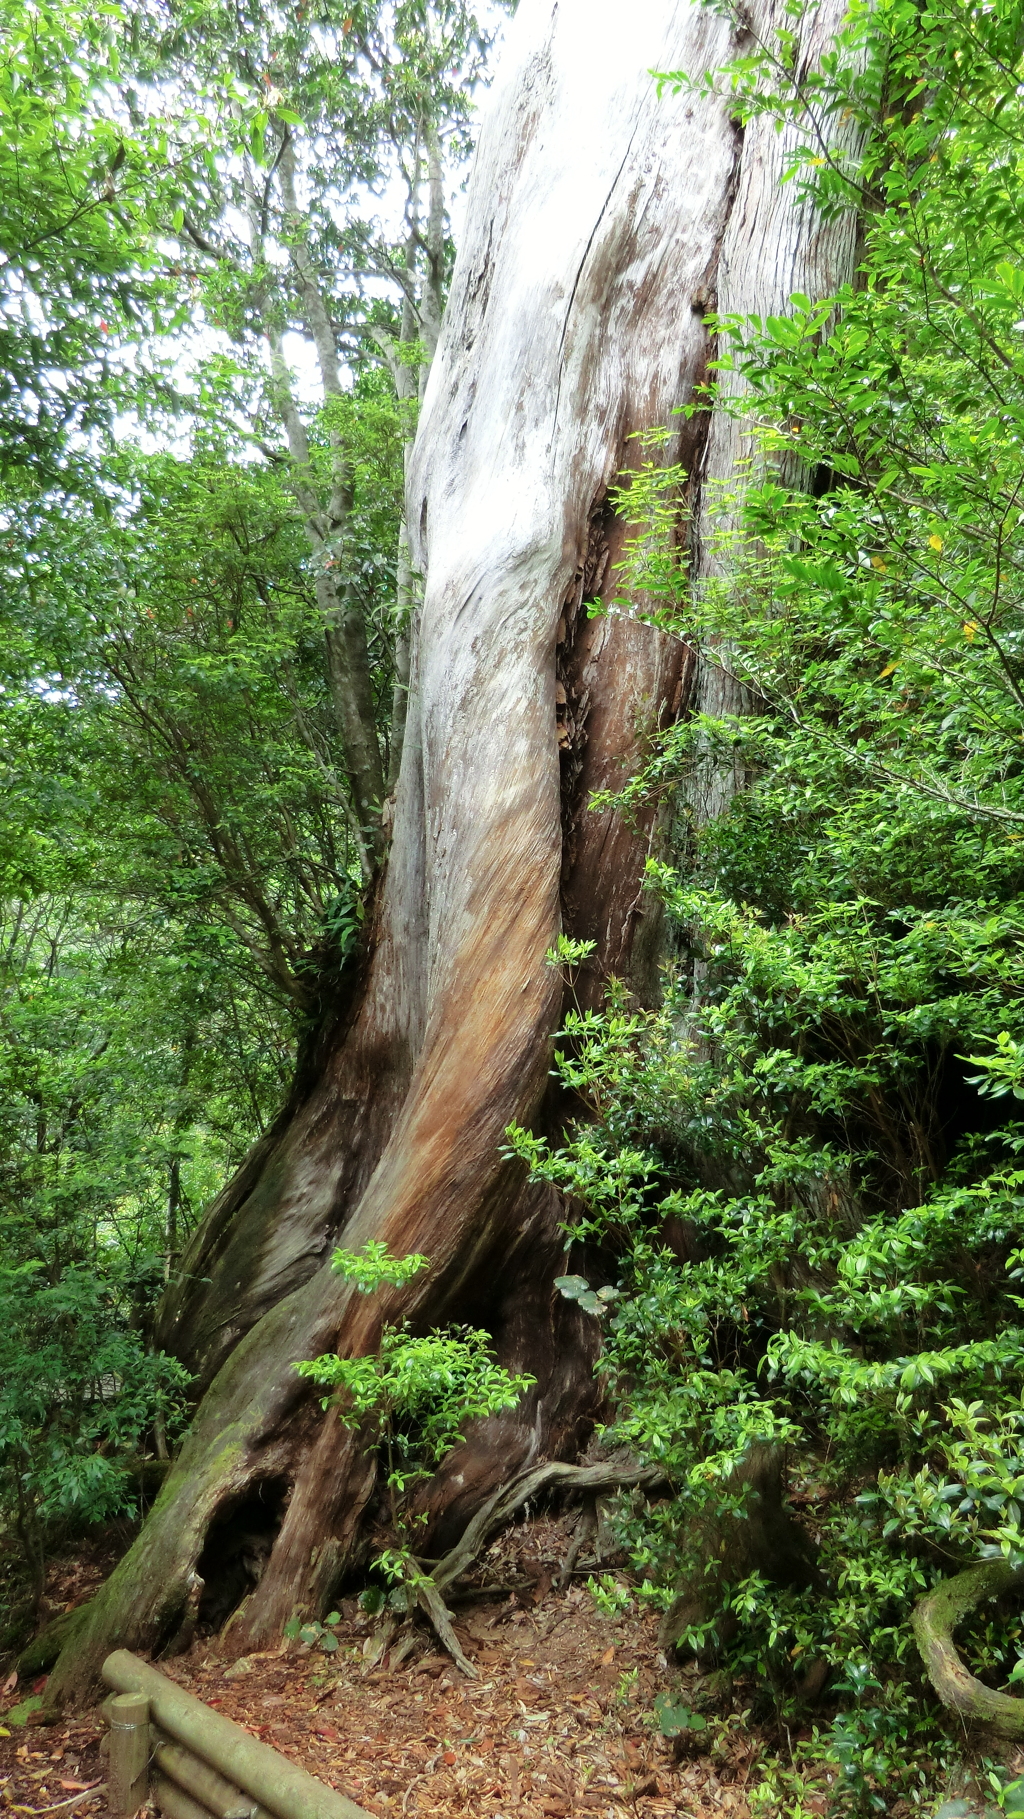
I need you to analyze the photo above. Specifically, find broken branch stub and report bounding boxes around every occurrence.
[912,1560,1024,1738]
[101,1653,371,1819]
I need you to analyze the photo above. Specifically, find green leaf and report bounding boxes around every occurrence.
[554,1275,590,1300]
[7,1697,43,1728]
[653,1695,704,1737]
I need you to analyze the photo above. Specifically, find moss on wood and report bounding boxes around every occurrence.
[912,1560,1024,1738]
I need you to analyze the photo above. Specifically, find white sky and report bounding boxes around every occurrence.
[119,1,514,452]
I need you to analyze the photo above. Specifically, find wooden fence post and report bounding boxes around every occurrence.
[108,1692,150,1817]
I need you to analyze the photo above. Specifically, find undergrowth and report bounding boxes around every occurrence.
[514,0,1024,1809]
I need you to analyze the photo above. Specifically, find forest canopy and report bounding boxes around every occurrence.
[5,0,1024,1812]
[0,0,507,1618]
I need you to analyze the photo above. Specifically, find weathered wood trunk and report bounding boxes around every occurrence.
[49,0,857,1705]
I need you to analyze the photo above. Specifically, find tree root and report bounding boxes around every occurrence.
[16,1605,92,1679]
[414,1580,478,1679]
[432,1456,663,1595]
[912,1559,1024,1737]
[411,1457,664,1673]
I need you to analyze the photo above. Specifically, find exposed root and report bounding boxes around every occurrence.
[431,1458,663,1595]
[414,1458,664,1672]
[912,1559,1024,1737]
[414,1580,478,1679]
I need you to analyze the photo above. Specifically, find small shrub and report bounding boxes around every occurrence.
[296,1243,535,1595]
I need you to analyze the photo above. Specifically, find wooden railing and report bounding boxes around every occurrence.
[102,1652,370,1819]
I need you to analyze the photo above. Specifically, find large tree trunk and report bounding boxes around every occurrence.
[49,0,857,1706]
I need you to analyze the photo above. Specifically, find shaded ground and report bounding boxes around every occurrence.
[0,1513,766,1819]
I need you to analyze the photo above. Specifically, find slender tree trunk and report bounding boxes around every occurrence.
[50,0,858,1706]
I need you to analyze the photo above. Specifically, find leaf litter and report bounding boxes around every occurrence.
[0,1513,761,1818]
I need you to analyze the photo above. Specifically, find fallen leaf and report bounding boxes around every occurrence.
[631,1773,663,1798]
[600,1648,615,1666]
[3,1672,17,1697]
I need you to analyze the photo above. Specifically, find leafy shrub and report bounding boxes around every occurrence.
[0,1256,190,1612]
[296,1242,535,1597]
[511,0,1024,1806]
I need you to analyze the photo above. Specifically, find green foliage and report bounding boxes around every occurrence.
[511,0,1024,1808]
[5,1695,44,1728]
[2,392,404,1005]
[0,0,507,1642]
[0,0,164,475]
[654,1693,707,1741]
[296,1244,535,1594]
[586,1572,633,1617]
[0,890,208,1603]
[0,1256,190,1579]
[283,1609,342,1654]
[545,935,597,970]
[329,1241,429,1294]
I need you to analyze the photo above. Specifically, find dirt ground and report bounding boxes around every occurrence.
[0,1512,768,1819]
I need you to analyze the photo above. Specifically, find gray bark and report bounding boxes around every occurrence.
[50,0,859,1707]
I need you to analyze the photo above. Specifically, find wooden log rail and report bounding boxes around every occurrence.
[101,1652,371,1819]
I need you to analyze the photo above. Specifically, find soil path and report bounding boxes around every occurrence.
[0,1517,759,1819]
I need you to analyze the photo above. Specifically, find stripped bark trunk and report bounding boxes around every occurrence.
[49,0,858,1706]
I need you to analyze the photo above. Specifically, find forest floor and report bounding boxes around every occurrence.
[0,1510,784,1819]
